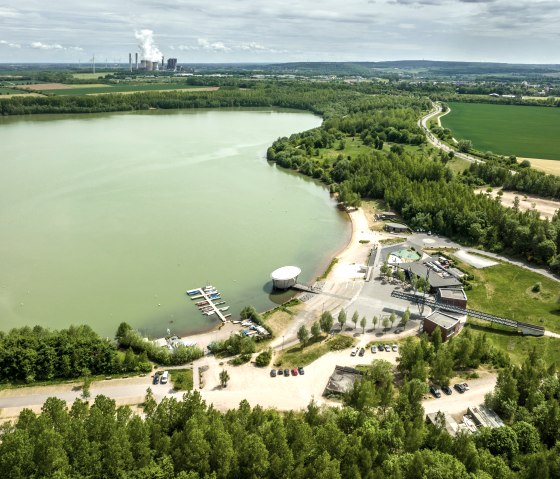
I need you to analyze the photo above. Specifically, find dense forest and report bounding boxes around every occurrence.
[1,332,558,479]
[267,118,560,271]
[0,324,203,384]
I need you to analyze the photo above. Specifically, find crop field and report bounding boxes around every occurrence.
[72,72,114,80]
[442,102,560,160]
[0,87,24,94]
[43,84,213,95]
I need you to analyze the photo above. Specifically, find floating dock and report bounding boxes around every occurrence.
[186,286,229,323]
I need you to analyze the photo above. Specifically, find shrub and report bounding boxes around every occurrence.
[230,353,252,366]
[255,349,272,367]
[329,335,354,351]
[531,282,541,293]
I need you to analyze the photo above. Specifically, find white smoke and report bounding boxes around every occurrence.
[135,29,162,62]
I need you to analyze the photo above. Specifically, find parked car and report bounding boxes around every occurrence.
[283,368,290,377]
[462,382,470,390]
[291,368,298,376]
[277,369,284,376]
[384,345,391,352]
[378,344,385,352]
[298,366,305,375]
[391,344,398,352]
[270,369,277,377]
[371,345,377,353]
[442,385,452,395]
[152,374,160,385]
[160,371,169,384]
[359,347,365,357]
[430,386,442,398]
[351,347,358,357]
[454,383,466,393]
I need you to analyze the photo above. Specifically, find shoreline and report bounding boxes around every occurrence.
[175,205,368,349]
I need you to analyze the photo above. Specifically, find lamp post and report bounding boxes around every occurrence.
[282,336,285,351]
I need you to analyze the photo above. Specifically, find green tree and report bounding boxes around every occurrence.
[432,326,443,352]
[458,139,473,152]
[219,370,230,388]
[351,311,359,329]
[402,307,411,329]
[320,311,334,335]
[311,321,321,341]
[389,312,397,329]
[372,315,379,330]
[431,347,454,387]
[337,309,347,331]
[382,316,390,331]
[297,326,310,347]
[360,316,367,334]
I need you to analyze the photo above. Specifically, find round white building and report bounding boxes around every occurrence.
[271,266,301,290]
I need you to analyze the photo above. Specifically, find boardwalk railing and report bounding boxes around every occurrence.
[391,290,545,336]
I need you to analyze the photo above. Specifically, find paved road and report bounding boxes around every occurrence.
[419,104,483,165]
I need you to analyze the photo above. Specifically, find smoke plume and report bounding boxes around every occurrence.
[135,29,162,62]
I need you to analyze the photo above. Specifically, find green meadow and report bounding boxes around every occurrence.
[442,102,560,160]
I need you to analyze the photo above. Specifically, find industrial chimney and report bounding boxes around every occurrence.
[162,56,164,69]
[129,53,132,72]
[135,52,138,70]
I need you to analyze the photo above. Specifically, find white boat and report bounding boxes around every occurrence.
[205,311,216,316]
[220,306,230,311]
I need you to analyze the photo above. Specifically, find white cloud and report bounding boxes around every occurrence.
[0,40,21,48]
[197,38,231,52]
[31,42,64,50]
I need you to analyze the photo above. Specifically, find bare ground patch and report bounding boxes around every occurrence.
[476,188,560,220]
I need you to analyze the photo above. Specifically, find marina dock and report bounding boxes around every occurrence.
[187,286,229,323]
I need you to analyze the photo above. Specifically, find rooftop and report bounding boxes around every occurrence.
[399,261,463,289]
[271,266,301,281]
[438,288,467,300]
[425,310,462,330]
[385,222,409,229]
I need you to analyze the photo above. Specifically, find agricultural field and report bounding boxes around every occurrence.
[72,72,115,80]
[0,87,24,95]
[442,102,560,160]
[42,84,215,95]
[454,256,560,333]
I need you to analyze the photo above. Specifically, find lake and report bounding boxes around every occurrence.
[0,109,350,338]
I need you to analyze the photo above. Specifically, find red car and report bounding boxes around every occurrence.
[291,368,298,376]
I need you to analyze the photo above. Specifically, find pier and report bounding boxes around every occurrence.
[187,286,229,323]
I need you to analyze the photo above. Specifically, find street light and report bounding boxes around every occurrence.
[282,336,285,351]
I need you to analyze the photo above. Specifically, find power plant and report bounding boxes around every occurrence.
[129,53,178,72]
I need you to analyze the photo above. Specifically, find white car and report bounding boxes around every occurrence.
[350,347,358,357]
[392,344,398,352]
[371,345,377,353]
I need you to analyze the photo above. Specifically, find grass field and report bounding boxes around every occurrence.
[275,334,354,368]
[466,323,560,367]
[169,369,193,391]
[442,102,560,160]
[72,72,114,80]
[453,256,560,333]
[0,87,24,94]
[45,84,211,95]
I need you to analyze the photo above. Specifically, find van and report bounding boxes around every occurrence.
[160,370,169,384]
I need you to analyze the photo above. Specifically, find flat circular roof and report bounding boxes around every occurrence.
[271,266,301,281]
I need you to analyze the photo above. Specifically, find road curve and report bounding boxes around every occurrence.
[419,103,483,164]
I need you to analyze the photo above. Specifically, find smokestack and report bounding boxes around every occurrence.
[135,52,138,70]
[129,53,132,72]
[162,56,164,69]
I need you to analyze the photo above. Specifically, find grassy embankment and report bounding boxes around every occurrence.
[454,256,560,334]
[169,369,194,391]
[442,102,560,161]
[274,334,354,368]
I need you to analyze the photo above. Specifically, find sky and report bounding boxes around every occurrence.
[1,0,559,64]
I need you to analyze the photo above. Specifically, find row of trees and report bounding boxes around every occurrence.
[0,325,151,384]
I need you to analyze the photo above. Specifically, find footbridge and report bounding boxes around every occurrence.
[391,290,545,336]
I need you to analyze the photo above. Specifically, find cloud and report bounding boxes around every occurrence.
[197,38,231,52]
[31,42,64,50]
[176,39,279,53]
[0,40,21,48]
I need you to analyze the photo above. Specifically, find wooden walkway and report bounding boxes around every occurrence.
[190,288,228,323]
